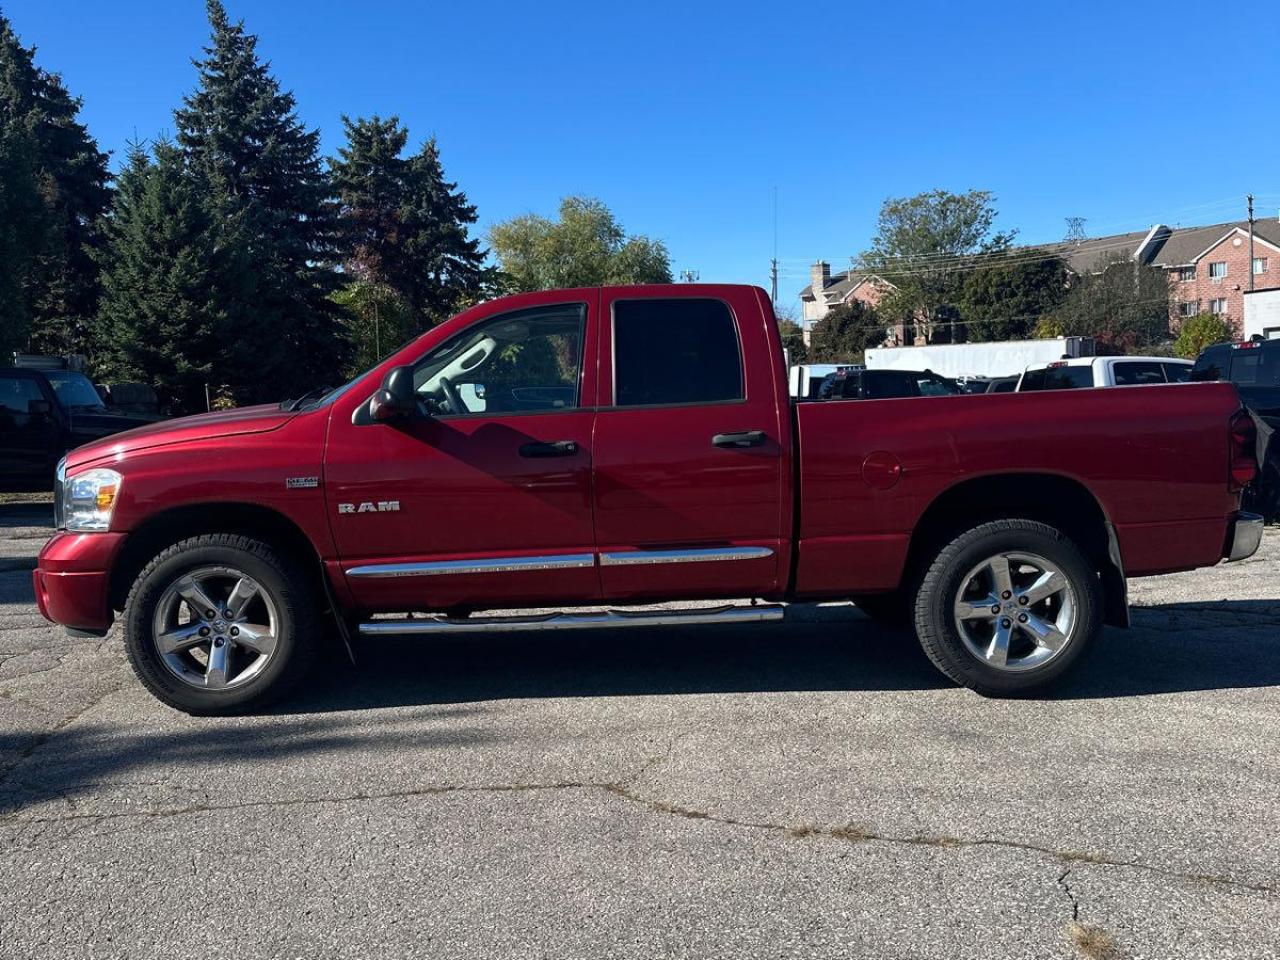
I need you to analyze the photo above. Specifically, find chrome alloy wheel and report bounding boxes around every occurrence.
[952,551,1078,673]
[151,566,280,690]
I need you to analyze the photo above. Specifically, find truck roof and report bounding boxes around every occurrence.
[1022,355,1191,372]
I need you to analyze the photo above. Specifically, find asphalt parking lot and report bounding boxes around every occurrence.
[1,501,1277,959]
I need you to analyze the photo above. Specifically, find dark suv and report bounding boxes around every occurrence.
[1192,339,1279,520]
[817,368,962,400]
[0,365,157,490]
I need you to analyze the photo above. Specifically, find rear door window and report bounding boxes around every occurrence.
[613,299,743,406]
[1020,366,1093,390]
[1112,361,1166,385]
[1162,362,1191,383]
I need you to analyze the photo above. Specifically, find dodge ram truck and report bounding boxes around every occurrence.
[35,284,1264,714]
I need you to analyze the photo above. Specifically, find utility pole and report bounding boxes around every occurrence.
[770,186,779,305]
[679,270,700,283]
[1248,194,1256,292]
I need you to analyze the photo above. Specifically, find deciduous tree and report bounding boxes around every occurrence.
[1040,256,1172,351]
[862,189,1014,343]
[960,252,1070,342]
[808,301,887,363]
[489,196,671,292]
[1174,312,1232,359]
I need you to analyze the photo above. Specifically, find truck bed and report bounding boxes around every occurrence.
[791,382,1243,597]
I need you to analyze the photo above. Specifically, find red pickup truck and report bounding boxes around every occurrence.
[35,285,1263,714]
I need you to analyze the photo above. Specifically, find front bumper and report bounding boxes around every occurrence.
[34,532,126,634]
[1224,511,1265,562]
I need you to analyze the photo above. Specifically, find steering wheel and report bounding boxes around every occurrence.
[438,375,464,415]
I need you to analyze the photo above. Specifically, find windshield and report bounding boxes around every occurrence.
[45,371,105,410]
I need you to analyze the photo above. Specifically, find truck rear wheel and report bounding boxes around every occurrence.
[912,519,1102,696]
[122,534,317,715]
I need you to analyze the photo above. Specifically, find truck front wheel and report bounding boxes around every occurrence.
[913,519,1102,696]
[122,534,318,715]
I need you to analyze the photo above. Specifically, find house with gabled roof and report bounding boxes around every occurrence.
[798,261,899,345]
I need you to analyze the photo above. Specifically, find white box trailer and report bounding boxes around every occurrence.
[864,337,1095,379]
[1243,288,1280,341]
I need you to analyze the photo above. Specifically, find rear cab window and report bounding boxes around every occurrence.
[612,299,743,406]
[1227,346,1280,386]
[1019,365,1094,391]
[1112,361,1166,386]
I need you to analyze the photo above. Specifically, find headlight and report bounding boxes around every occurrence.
[61,468,123,532]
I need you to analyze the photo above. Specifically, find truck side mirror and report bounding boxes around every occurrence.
[369,365,417,422]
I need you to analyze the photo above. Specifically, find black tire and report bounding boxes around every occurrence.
[912,519,1102,696]
[852,590,911,626]
[122,533,318,715]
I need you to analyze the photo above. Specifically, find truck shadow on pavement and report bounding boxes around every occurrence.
[280,598,1280,713]
[0,601,1276,815]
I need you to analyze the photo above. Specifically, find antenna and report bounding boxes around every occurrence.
[1064,217,1087,243]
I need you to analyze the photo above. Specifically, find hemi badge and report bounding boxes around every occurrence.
[286,476,320,489]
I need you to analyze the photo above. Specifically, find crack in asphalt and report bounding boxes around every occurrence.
[2,773,1275,897]
[1058,868,1081,922]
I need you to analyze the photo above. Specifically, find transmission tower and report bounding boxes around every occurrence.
[1064,217,1087,243]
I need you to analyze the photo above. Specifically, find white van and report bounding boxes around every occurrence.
[1016,356,1192,391]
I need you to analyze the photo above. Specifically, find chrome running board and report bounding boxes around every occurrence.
[358,604,784,636]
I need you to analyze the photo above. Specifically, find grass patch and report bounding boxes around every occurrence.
[1068,922,1120,960]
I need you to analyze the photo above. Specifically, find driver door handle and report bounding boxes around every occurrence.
[712,430,766,448]
[519,440,579,458]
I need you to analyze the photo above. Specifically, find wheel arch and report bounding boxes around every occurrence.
[109,502,324,612]
[903,472,1128,628]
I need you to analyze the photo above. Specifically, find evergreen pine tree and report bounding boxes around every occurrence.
[0,98,45,355]
[330,115,490,355]
[0,12,110,357]
[399,136,490,320]
[93,142,230,414]
[174,0,346,402]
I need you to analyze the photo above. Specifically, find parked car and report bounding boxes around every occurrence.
[1191,339,1279,521]
[985,376,1019,393]
[818,367,962,400]
[35,285,1261,714]
[1,364,161,491]
[1017,356,1192,391]
[789,363,862,399]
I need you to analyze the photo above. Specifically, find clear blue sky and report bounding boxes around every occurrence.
[6,0,1279,310]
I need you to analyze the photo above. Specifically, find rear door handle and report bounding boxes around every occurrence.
[712,430,766,448]
[519,440,579,458]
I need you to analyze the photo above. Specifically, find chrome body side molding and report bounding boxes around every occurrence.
[358,604,785,636]
[346,553,595,579]
[598,546,774,566]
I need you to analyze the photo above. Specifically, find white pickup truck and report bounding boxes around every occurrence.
[1017,356,1193,391]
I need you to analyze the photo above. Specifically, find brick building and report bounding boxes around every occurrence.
[1040,218,1280,333]
[800,217,1280,344]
